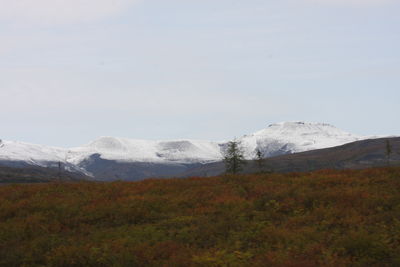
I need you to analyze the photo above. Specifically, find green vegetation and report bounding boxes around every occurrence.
[255,149,264,173]
[223,139,246,174]
[1,167,400,266]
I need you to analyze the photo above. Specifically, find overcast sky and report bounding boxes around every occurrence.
[1,0,399,147]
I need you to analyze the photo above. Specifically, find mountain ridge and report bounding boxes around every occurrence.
[0,121,384,180]
[181,137,400,177]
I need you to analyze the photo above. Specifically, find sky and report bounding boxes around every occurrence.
[0,0,399,147]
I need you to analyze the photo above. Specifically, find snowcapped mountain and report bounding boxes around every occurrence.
[0,139,67,166]
[0,139,88,174]
[239,122,365,159]
[66,121,365,164]
[66,137,223,165]
[0,122,375,180]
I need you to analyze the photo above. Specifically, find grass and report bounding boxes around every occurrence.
[1,167,400,266]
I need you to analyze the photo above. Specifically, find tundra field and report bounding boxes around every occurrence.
[1,167,400,266]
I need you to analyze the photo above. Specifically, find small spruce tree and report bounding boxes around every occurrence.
[223,139,246,174]
[255,148,264,172]
[58,161,62,181]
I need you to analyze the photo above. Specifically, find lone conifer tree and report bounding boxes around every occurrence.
[223,139,246,174]
[386,140,392,166]
[58,161,62,180]
[255,148,264,172]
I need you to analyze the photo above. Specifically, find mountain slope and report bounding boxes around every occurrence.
[0,139,67,166]
[0,165,92,183]
[0,122,384,181]
[66,137,222,165]
[65,122,366,166]
[238,122,365,158]
[181,137,400,177]
[0,139,89,175]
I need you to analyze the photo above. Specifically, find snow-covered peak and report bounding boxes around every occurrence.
[0,140,91,174]
[67,137,222,164]
[0,140,68,166]
[240,121,364,158]
[254,121,354,136]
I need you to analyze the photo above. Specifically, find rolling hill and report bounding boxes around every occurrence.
[182,137,400,177]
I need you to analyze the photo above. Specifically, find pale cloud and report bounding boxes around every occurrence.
[0,0,139,24]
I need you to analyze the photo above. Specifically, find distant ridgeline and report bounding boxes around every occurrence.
[0,122,398,182]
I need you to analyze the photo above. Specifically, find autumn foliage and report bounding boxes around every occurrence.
[1,167,400,266]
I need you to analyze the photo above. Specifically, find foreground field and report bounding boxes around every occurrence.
[1,168,400,266]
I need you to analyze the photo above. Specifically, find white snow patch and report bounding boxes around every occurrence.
[66,137,223,164]
[239,122,367,159]
[0,140,68,167]
[0,122,387,171]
